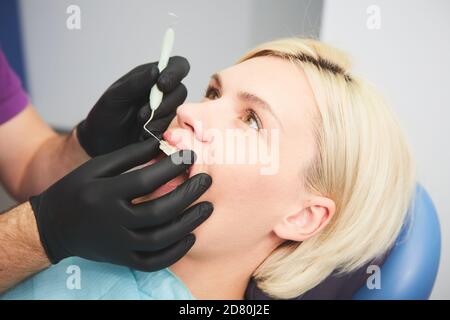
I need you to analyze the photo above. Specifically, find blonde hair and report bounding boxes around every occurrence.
[237,38,416,299]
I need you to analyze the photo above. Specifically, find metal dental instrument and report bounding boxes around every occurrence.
[143,26,177,155]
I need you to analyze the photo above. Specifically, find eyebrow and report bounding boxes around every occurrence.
[210,73,283,128]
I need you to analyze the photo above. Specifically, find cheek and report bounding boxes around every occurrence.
[190,161,298,254]
[203,134,301,221]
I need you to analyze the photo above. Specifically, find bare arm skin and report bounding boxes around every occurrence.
[0,201,50,293]
[0,104,89,202]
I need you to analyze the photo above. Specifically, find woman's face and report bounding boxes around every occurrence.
[148,56,320,257]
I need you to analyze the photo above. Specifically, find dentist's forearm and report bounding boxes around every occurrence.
[0,202,50,293]
[16,129,90,201]
[0,105,90,201]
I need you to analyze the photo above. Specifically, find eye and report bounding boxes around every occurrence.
[204,85,220,100]
[242,109,262,131]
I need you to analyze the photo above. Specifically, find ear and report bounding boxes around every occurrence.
[273,196,335,242]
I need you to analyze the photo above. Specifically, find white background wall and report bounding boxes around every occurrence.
[321,0,450,299]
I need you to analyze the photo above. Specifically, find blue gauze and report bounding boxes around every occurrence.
[0,257,195,300]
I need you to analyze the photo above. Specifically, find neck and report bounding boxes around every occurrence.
[170,235,281,299]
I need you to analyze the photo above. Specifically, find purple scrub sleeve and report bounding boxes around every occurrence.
[0,50,28,125]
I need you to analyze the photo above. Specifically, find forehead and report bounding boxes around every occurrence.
[219,56,317,140]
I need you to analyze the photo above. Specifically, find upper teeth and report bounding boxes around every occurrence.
[159,140,178,155]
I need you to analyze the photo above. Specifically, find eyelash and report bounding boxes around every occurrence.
[204,85,262,131]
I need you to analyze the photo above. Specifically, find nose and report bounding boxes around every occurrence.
[176,102,213,143]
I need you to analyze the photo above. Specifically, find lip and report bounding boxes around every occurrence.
[163,130,184,150]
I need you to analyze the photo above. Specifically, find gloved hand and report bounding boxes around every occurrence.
[77,56,190,157]
[29,139,213,271]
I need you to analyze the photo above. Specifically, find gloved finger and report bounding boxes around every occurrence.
[109,64,159,108]
[137,84,187,124]
[128,202,213,250]
[114,62,156,83]
[139,112,176,141]
[157,56,190,92]
[88,139,160,177]
[125,173,212,228]
[129,234,196,272]
[111,150,196,199]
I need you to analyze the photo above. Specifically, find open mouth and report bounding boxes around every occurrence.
[133,140,192,203]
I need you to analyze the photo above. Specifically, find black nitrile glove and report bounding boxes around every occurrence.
[30,139,213,271]
[77,56,190,157]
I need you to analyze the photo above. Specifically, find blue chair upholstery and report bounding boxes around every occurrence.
[353,184,441,299]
